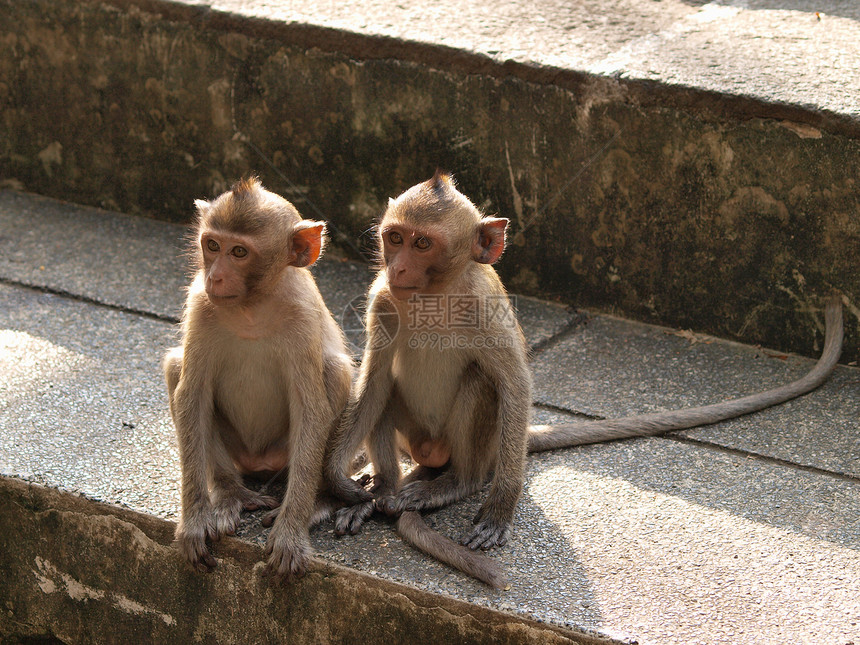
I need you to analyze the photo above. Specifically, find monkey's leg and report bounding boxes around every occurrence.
[383,366,493,516]
[209,432,279,537]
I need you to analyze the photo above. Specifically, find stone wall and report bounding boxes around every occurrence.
[1,0,857,360]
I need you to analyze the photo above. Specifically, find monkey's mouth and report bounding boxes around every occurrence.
[207,294,240,305]
[389,285,420,300]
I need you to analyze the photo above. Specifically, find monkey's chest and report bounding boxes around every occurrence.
[392,347,467,433]
[213,342,290,445]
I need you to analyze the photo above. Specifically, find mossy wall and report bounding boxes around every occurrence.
[1,0,857,360]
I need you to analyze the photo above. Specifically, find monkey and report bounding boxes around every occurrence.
[163,177,353,580]
[326,171,844,589]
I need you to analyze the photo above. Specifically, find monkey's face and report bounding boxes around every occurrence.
[381,224,449,301]
[199,230,261,306]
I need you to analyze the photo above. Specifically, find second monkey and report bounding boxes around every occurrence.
[326,171,843,588]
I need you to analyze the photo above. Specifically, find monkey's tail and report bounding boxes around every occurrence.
[395,511,508,589]
[529,295,844,451]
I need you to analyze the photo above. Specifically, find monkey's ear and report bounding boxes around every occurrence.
[194,199,210,214]
[473,218,508,265]
[290,220,326,267]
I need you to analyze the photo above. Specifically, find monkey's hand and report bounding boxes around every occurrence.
[175,512,218,572]
[461,507,511,550]
[264,526,313,581]
[334,474,389,535]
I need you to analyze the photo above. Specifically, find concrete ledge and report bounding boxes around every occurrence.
[0,476,598,644]
[1,0,858,361]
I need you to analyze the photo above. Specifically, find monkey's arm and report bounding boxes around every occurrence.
[327,301,398,504]
[529,295,844,451]
[265,352,333,579]
[169,352,218,570]
[464,350,532,550]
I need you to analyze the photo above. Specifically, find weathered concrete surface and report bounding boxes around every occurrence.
[0,477,587,645]
[1,191,859,644]
[0,0,858,361]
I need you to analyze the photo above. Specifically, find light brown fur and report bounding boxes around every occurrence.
[327,172,844,588]
[164,177,353,579]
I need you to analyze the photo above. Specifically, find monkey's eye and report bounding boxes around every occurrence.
[414,236,431,250]
[206,239,220,252]
[232,246,248,258]
[388,231,403,245]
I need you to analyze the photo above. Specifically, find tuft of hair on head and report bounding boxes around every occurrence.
[197,175,304,240]
[428,168,454,191]
[231,175,262,198]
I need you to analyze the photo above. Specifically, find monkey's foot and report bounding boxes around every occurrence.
[211,487,279,536]
[263,528,313,581]
[383,475,472,515]
[462,510,510,550]
[334,501,375,535]
[175,517,218,572]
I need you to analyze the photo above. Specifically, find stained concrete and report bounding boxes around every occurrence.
[1,190,858,644]
[0,0,858,361]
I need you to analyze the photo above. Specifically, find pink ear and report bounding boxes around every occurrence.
[472,218,508,265]
[290,221,326,267]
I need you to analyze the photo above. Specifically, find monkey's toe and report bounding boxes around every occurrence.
[210,504,242,537]
[461,520,510,550]
[261,508,279,527]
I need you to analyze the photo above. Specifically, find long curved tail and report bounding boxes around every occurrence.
[396,511,508,589]
[529,296,844,451]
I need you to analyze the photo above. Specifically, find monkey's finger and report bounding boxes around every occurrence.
[187,545,218,572]
[265,550,309,582]
[331,474,375,504]
[376,495,401,516]
[198,550,218,571]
